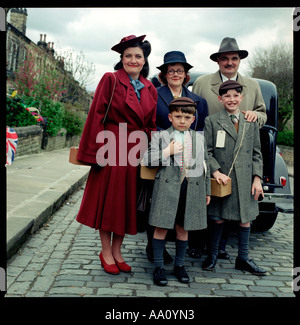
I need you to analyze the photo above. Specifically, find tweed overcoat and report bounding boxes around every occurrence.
[155,85,208,131]
[76,68,157,236]
[143,126,211,231]
[204,109,263,223]
[192,71,267,128]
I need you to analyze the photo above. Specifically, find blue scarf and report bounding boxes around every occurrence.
[129,75,144,101]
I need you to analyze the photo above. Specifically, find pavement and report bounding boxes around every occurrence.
[6,148,90,259]
[6,147,294,260]
[4,148,296,300]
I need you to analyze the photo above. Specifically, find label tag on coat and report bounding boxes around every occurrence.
[216,130,226,148]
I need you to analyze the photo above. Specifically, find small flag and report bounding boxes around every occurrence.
[6,127,18,166]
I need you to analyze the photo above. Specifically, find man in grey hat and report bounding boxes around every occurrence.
[192,37,267,127]
[189,37,267,260]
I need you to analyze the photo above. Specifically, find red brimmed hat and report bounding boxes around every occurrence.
[111,34,146,53]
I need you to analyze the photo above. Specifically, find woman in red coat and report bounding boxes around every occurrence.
[76,35,157,274]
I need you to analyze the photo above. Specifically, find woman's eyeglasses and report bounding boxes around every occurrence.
[167,69,185,76]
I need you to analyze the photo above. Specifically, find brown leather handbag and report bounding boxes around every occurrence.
[69,147,90,165]
[140,162,158,180]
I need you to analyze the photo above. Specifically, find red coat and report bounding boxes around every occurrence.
[76,68,157,236]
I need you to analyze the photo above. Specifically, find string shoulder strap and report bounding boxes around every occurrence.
[228,123,246,178]
[103,73,117,124]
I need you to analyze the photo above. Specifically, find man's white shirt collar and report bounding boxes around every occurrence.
[221,73,238,82]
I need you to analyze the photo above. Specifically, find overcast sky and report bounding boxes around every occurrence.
[11,7,294,91]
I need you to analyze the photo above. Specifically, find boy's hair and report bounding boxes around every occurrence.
[219,80,243,96]
[169,105,196,115]
[168,97,196,115]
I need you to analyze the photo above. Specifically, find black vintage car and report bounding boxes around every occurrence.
[151,72,293,232]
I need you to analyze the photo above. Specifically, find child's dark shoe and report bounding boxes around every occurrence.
[235,257,267,276]
[153,267,168,286]
[174,265,189,283]
[202,255,217,271]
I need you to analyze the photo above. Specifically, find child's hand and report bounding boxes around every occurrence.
[163,140,183,158]
[252,176,264,200]
[212,170,231,185]
[206,195,211,205]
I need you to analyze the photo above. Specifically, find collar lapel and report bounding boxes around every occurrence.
[217,110,238,140]
[237,73,248,97]
[233,112,250,154]
[158,85,174,107]
[211,71,222,96]
[117,69,155,125]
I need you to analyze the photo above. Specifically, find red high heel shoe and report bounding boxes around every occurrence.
[99,252,119,275]
[114,259,131,273]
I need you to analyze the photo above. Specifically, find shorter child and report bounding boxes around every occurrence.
[143,97,210,286]
[203,80,267,276]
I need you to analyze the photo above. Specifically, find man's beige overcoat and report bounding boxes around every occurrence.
[192,71,267,127]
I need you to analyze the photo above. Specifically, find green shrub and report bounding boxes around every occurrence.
[62,109,85,135]
[277,130,294,147]
[6,97,37,127]
[42,99,64,136]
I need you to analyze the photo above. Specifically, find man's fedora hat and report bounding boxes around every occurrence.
[169,97,196,108]
[157,51,193,71]
[210,37,248,62]
[111,34,146,54]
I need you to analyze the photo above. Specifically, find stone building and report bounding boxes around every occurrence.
[6,8,92,113]
[6,8,93,156]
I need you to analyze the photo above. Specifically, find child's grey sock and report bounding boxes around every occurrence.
[237,226,250,261]
[152,238,165,268]
[208,221,225,258]
[175,239,188,266]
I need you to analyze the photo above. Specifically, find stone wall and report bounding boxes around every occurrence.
[278,145,294,167]
[14,125,43,158]
[14,125,81,158]
[44,129,81,151]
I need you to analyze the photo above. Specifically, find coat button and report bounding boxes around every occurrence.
[165,179,169,183]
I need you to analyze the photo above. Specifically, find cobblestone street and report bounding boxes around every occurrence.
[5,184,295,299]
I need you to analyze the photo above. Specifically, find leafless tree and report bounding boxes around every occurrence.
[247,43,293,132]
[56,49,96,104]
